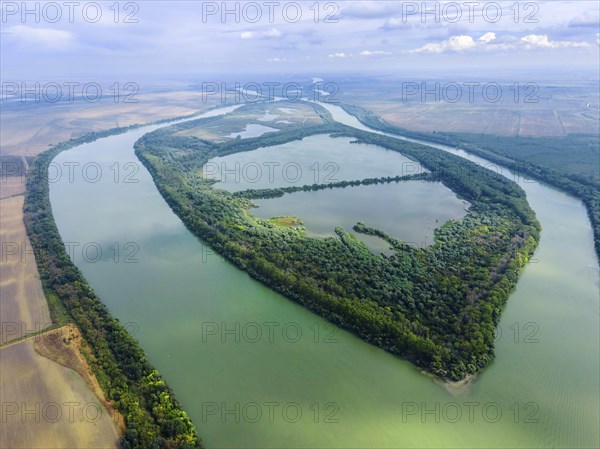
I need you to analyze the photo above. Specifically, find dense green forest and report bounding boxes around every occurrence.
[452,133,599,182]
[136,105,539,381]
[342,104,600,259]
[24,127,203,449]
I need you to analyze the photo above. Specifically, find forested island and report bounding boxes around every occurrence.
[24,126,203,449]
[135,104,540,381]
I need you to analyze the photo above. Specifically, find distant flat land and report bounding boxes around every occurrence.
[0,90,209,158]
[175,101,325,141]
[336,78,599,137]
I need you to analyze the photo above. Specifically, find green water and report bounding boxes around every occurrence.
[49,103,599,448]
[252,180,467,250]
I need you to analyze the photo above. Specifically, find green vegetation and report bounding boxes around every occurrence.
[450,133,599,183]
[24,128,202,449]
[269,216,303,228]
[233,172,432,199]
[135,106,539,381]
[342,103,600,259]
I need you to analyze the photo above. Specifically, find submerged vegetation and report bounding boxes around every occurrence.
[135,103,540,381]
[24,128,202,449]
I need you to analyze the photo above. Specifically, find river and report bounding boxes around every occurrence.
[49,102,599,448]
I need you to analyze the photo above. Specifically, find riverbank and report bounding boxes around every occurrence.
[24,121,203,448]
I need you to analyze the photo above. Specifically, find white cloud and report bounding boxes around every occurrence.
[328,52,349,58]
[411,32,593,54]
[267,57,287,62]
[4,25,73,49]
[410,35,477,53]
[264,28,282,38]
[478,32,496,44]
[520,34,590,49]
[360,50,391,57]
[240,28,282,40]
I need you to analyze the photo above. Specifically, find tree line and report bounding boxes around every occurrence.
[24,127,203,448]
[232,172,432,199]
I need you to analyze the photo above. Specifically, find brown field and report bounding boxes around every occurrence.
[1,176,27,199]
[367,102,522,135]
[0,330,120,448]
[360,100,600,137]
[0,90,211,158]
[0,193,50,344]
[33,325,125,433]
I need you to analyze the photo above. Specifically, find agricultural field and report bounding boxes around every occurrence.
[334,77,599,137]
[0,186,50,344]
[0,326,120,448]
[0,90,208,159]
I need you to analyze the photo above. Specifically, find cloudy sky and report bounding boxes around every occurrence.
[1,0,598,80]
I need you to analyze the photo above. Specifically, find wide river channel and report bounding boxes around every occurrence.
[49,102,599,448]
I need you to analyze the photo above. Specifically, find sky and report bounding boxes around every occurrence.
[0,0,599,81]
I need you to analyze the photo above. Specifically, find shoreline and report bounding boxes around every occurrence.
[419,369,477,395]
